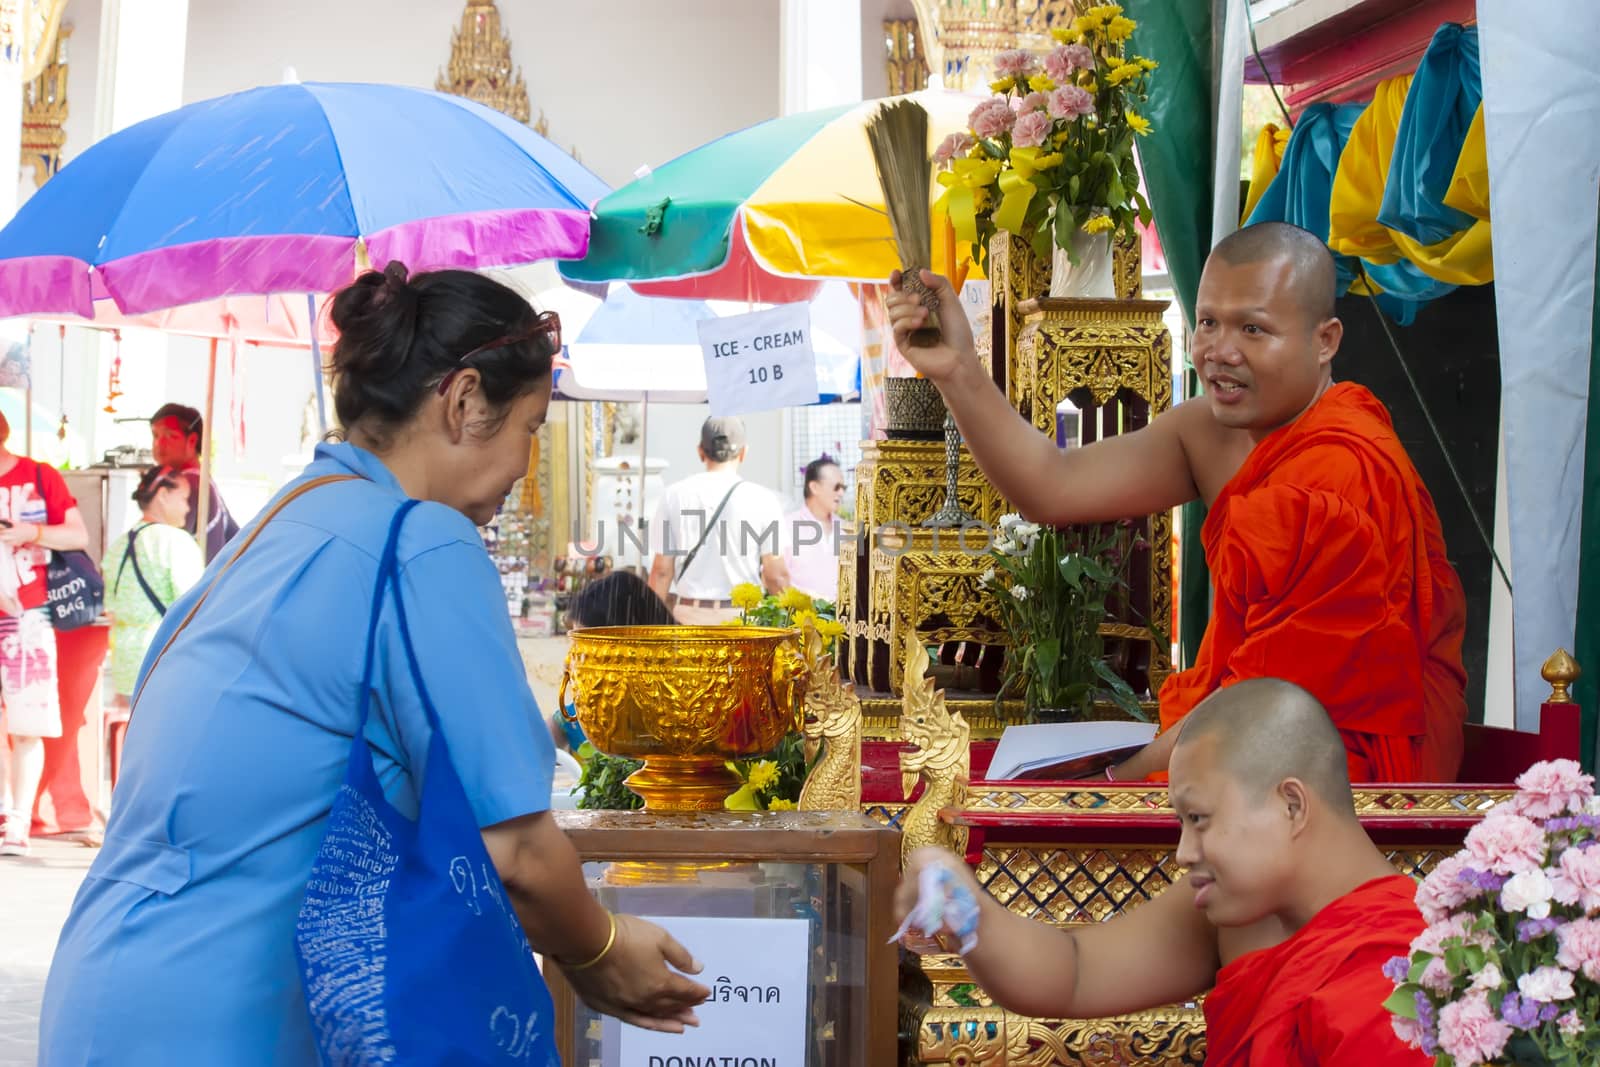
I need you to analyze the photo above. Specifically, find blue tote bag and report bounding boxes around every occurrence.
[295,499,559,1066]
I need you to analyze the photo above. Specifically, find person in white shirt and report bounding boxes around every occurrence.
[647,417,789,624]
[782,456,844,603]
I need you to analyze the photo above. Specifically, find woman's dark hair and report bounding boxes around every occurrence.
[133,465,185,509]
[802,454,841,499]
[327,262,557,440]
[568,571,675,629]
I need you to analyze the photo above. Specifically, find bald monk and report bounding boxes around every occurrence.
[886,221,1467,782]
[896,680,1428,1065]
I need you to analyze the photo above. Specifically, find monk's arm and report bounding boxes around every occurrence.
[1111,722,1180,781]
[886,272,1203,525]
[899,848,1218,1019]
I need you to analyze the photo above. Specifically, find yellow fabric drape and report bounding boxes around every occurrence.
[521,434,542,518]
[1240,123,1290,226]
[1329,81,1493,286]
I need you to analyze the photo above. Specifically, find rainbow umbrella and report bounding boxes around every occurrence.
[561,90,981,302]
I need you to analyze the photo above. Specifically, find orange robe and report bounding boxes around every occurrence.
[1159,383,1468,781]
[1204,875,1429,1066]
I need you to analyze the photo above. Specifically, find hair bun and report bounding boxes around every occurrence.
[382,261,410,289]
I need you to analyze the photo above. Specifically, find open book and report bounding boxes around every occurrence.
[986,721,1159,781]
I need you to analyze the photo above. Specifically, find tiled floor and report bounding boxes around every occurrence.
[0,838,93,1066]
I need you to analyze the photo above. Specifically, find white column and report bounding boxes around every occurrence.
[1483,416,1515,727]
[90,0,190,462]
[780,0,865,116]
[0,47,21,224]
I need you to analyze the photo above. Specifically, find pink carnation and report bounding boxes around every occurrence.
[1514,759,1595,819]
[969,99,1016,140]
[1558,1011,1583,1038]
[993,49,1037,79]
[1390,1014,1425,1049]
[1043,44,1094,83]
[1047,85,1095,121]
[1465,811,1546,875]
[934,131,975,164]
[1015,91,1050,113]
[1416,853,1478,924]
[1436,992,1513,1067]
[1411,912,1490,957]
[1551,845,1600,912]
[1555,917,1600,981]
[1011,111,1053,149]
[1418,956,1453,995]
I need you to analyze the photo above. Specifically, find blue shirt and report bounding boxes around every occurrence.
[41,443,555,1066]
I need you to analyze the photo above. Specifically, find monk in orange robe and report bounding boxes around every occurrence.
[886,221,1467,782]
[896,680,1429,1065]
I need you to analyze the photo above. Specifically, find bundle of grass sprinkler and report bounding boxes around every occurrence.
[865,98,942,348]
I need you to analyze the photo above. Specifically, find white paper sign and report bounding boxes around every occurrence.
[615,915,809,1067]
[698,304,820,416]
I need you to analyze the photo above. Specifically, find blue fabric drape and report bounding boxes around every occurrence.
[1380,24,1483,245]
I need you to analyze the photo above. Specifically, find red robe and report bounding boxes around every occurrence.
[1159,383,1468,782]
[1204,874,1429,1066]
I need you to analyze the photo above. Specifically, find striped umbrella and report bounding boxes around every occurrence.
[561,90,981,302]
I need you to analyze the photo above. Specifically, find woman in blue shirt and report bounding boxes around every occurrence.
[40,264,709,1065]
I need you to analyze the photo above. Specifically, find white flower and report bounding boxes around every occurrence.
[994,537,1018,556]
[1013,521,1041,542]
[998,513,1022,534]
[1586,795,1600,816]
[980,567,996,584]
[1009,584,1030,601]
[1500,868,1555,919]
[1469,962,1504,992]
[1517,965,1576,1003]
[1558,1011,1584,1037]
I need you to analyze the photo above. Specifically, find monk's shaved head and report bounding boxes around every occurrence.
[1173,679,1355,818]
[1209,222,1338,324]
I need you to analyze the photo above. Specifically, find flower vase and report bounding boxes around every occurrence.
[1048,229,1115,299]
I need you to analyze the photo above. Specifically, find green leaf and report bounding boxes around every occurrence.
[1407,954,1432,984]
[1058,554,1085,590]
[1462,945,1486,973]
[1034,637,1062,687]
[1382,984,1421,1020]
[1444,946,1465,974]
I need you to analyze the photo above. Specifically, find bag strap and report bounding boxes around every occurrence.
[675,480,743,582]
[125,526,168,617]
[113,524,148,595]
[132,474,358,709]
[356,499,428,734]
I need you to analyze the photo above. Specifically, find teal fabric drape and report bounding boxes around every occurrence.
[1575,185,1600,772]
[1246,103,1419,324]
[1379,24,1482,244]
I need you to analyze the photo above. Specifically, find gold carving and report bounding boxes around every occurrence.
[953,783,1513,818]
[798,622,864,811]
[2,0,66,80]
[1115,228,1142,300]
[1543,648,1580,704]
[909,1,1078,94]
[977,845,1184,924]
[872,532,1008,694]
[885,18,930,95]
[900,637,971,865]
[561,626,806,811]
[19,20,66,187]
[436,0,548,135]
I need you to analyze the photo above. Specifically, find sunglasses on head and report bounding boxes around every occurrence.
[437,311,562,395]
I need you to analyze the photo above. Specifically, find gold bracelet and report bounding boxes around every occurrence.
[562,910,617,972]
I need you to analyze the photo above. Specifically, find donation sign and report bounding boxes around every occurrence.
[698,304,820,416]
[615,915,809,1067]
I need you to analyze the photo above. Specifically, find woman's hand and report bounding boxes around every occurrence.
[884,270,982,385]
[0,521,39,547]
[561,915,711,1033]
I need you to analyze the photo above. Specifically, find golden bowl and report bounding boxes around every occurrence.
[559,625,808,811]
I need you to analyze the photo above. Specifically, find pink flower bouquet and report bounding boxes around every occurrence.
[1384,759,1600,1066]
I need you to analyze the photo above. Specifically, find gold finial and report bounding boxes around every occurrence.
[1542,648,1581,704]
[435,0,532,125]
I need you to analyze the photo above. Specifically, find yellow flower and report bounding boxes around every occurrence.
[1050,26,1080,44]
[1028,73,1056,92]
[792,608,818,633]
[1135,57,1159,72]
[1081,78,1098,94]
[780,586,815,614]
[990,75,1016,93]
[1125,109,1152,136]
[1073,14,1104,36]
[816,617,847,645]
[766,798,797,812]
[1083,215,1116,235]
[746,760,780,793]
[1105,62,1140,87]
[731,583,763,611]
[1106,16,1137,42]
[1088,3,1124,19]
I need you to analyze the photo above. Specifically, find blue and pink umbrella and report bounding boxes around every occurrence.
[0,81,609,318]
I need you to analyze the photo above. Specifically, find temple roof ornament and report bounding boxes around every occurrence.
[436,0,548,137]
[909,0,1077,93]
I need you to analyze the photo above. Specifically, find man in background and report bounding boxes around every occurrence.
[782,455,844,603]
[647,417,788,624]
[150,403,239,563]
